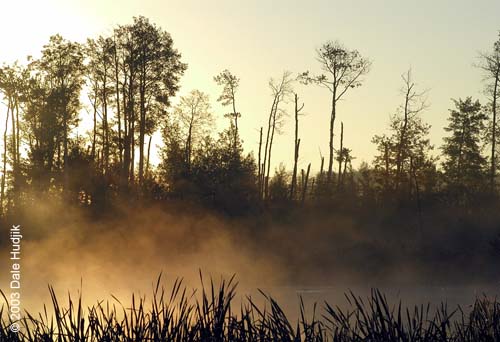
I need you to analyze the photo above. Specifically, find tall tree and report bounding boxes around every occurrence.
[299,41,371,183]
[86,36,114,172]
[0,87,10,214]
[132,16,186,185]
[336,122,344,188]
[262,72,293,199]
[290,93,304,200]
[22,68,55,190]
[394,69,429,192]
[159,116,187,194]
[442,97,488,199]
[257,126,263,198]
[372,76,434,202]
[38,35,85,171]
[214,69,240,147]
[0,63,25,197]
[111,32,124,167]
[112,17,186,186]
[477,32,500,190]
[112,23,136,183]
[371,134,393,194]
[173,90,213,170]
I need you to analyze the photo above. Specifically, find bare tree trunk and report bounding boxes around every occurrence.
[128,74,136,184]
[396,71,413,191]
[10,97,16,169]
[113,38,123,166]
[260,163,265,196]
[122,81,129,182]
[62,82,69,173]
[146,135,152,179]
[15,98,20,166]
[310,178,315,198]
[186,117,194,171]
[384,141,390,191]
[102,66,109,174]
[328,91,336,182]
[342,156,348,187]
[130,116,135,184]
[265,111,277,199]
[301,163,311,205]
[290,94,303,200]
[491,66,499,189]
[257,127,263,199]
[396,100,409,190]
[13,98,20,202]
[232,92,238,150]
[262,97,277,198]
[138,67,146,185]
[92,99,97,160]
[262,73,291,198]
[337,122,344,189]
[1,102,11,215]
[123,72,133,185]
[291,139,300,200]
[9,97,17,197]
[300,169,305,196]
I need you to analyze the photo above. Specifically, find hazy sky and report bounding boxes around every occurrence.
[0,0,499,171]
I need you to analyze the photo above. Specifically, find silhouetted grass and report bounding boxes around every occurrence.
[1,274,499,341]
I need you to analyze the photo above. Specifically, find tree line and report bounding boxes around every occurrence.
[0,16,499,217]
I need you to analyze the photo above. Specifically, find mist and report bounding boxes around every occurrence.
[1,194,499,317]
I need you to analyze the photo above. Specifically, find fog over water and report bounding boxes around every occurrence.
[1,197,499,319]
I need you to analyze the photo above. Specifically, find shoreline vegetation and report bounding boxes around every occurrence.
[1,275,500,342]
[0,17,498,222]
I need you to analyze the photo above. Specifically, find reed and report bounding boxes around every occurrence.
[1,274,499,341]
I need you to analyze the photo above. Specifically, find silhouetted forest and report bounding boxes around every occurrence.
[1,17,500,280]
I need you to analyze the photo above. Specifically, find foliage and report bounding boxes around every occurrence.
[442,97,488,203]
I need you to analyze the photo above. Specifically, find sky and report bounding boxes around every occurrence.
[0,0,499,172]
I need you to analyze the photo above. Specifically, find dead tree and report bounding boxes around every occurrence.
[1,101,10,215]
[290,93,304,200]
[145,135,152,179]
[258,127,263,198]
[299,41,371,184]
[336,122,344,189]
[301,163,311,205]
[395,69,428,191]
[262,72,293,199]
[477,34,500,189]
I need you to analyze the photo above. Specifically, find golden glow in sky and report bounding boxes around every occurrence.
[1,0,499,171]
